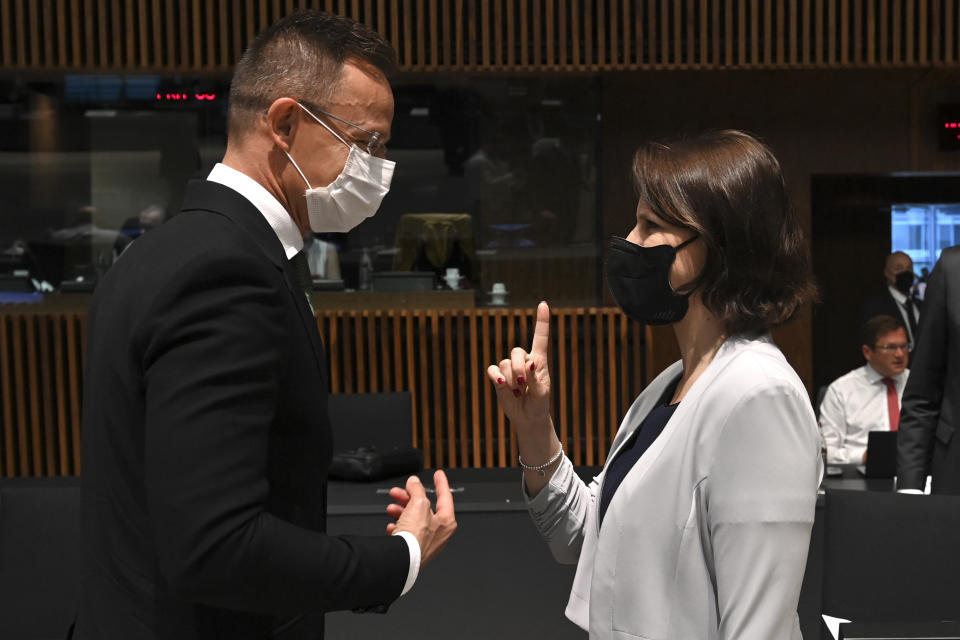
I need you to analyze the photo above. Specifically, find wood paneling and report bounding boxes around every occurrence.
[0,312,84,477]
[2,0,960,71]
[0,307,649,476]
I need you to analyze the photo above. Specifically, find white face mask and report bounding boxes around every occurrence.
[284,105,396,233]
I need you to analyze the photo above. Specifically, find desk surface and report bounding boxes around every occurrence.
[328,467,580,515]
[328,464,895,515]
[0,289,479,312]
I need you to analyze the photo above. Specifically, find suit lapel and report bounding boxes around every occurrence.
[179,180,329,383]
[280,257,330,383]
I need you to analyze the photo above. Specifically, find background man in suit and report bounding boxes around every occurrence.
[897,245,960,495]
[819,315,910,464]
[76,11,456,639]
[861,251,921,347]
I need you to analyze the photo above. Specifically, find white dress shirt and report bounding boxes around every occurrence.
[206,163,420,595]
[819,363,909,464]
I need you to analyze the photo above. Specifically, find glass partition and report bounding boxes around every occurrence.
[891,203,960,274]
[1,74,601,307]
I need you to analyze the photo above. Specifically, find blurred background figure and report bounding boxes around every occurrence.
[526,111,580,246]
[49,205,131,282]
[819,315,910,464]
[138,204,167,233]
[861,251,921,347]
[51,205,130,257]
[120,204,168,240]
[465,119,526,249]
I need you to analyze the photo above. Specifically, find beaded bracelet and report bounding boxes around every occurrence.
[518,447,564,476]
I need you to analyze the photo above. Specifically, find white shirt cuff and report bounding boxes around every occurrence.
[392,530,421,596]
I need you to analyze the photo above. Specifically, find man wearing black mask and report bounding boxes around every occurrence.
[861,251,922,348]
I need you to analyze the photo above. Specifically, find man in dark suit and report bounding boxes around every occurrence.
[75,12,456,639]
[897,245,960,495]
[861,251,922,347]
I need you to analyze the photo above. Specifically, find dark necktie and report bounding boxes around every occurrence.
[881,377,900,431]
[902,297,918,343]
[290,251,315,314]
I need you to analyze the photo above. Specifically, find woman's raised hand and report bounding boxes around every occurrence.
[486,301,552,431]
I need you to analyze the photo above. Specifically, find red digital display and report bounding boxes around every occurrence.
[155,93,218,101]
[939,105,960,150]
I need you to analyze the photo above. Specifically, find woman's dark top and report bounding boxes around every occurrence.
[598,379,680,525]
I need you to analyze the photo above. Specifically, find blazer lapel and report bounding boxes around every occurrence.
[179,180,329,383]
[605,361,684,464]
[599,333,772,528]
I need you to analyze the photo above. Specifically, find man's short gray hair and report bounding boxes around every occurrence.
[227,10,396,141]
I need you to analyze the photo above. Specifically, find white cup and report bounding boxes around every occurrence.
[489,282,508,305]
[444,268,461,290]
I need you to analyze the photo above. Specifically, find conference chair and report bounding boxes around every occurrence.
[0,477,81,639]
[813,384,829,421]
[822,488,960,631]
[327,391,414,453]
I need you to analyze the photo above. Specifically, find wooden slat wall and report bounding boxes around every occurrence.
[317,307,647,469]
[0,307,647,476]
[1,0,959,71]
[0,312,85,477]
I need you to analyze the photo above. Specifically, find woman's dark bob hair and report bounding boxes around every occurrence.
[632,129,817,335]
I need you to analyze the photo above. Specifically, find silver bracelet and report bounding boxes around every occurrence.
[518,447,564,476]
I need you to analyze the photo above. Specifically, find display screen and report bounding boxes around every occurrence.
[939,104,960,151]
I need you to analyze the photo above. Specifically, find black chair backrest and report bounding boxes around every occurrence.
[327,392,414,453]
[814,384,829,421]
[822,488,960,623]
[0,477,81,639]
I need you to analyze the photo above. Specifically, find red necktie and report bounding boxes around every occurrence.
[882,377,900,431]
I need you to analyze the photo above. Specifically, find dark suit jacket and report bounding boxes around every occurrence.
[860,288,920,341]
[75,180,409,640]
[897,245,960,494]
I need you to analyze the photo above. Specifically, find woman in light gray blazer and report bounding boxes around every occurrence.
[487,130,822,639]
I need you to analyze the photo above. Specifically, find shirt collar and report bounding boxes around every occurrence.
[207,163,303,259]
[888,285,908,305]
[864,363,907,386]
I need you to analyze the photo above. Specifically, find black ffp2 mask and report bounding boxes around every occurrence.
[894,270,915,295]
[605,235,699,326]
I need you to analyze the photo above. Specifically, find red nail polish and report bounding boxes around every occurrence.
[530,362,536,371]
[513,389,521,397]
[517,375,526,385]
[497,377,504,384]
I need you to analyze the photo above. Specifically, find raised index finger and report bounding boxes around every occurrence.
[530,301,551,360]
[433,469,455,517]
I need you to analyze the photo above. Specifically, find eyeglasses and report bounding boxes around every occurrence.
[297,100,384,157]
[873,343,911,353]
